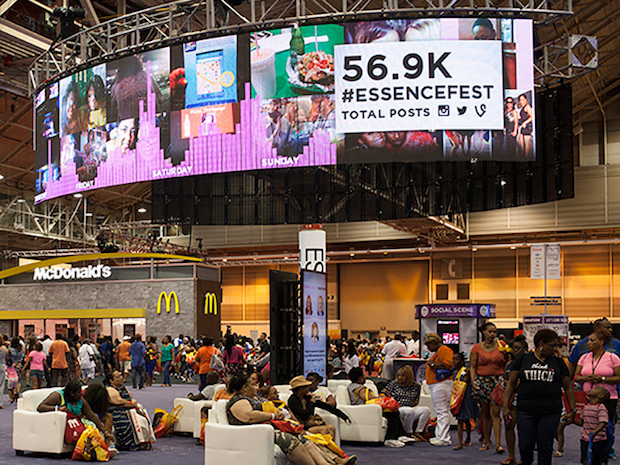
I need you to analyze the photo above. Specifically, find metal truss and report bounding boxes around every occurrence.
[0,195,98,246]
[535,34,598,84]
[29,0,575,94]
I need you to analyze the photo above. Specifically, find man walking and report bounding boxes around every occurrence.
[48,334,70,387]
[129,334,147,389]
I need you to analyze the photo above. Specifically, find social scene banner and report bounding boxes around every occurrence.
[335,41,504,132]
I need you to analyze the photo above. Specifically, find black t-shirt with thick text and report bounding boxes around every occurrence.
[510,352,569,414]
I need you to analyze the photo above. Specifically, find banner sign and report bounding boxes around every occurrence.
[299,226,327,273]
[415,303,496,319]
[530,244,561,280]
[523,314,569,355]
[335,41,503,133]
[302,270,328,380]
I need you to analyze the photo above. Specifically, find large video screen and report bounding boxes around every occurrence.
[301,269,327,381]
[33,18,535,203]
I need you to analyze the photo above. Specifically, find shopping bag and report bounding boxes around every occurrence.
[71,426,110,462]
[128,408,155,446]
[366,396,400,412]
[562,387,587,421]
[65,412,87,444]
[209,353,225,371]
[152,404,183,438]
[450,370,467,415]
[270,419,305,434]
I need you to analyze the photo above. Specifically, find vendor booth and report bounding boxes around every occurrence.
[393,303,496,383]
[0,253,222,342]
[416,303,496,356]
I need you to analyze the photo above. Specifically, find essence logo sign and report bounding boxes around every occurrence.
[204,293,218,316]
[156,291,180,314]
[33,264,112,281]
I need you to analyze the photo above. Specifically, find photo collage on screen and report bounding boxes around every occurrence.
[34,82,60,195]
[250,24,342,161]
[33,18,535,203]
[168,35,241,166]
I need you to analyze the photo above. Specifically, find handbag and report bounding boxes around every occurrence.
[366,396,400,412]
[490,381,506,407]
[209,353,225,371]
[71,426,110,462]
[65,412,87,444]
[450,367,467,415]
[152,404,183,438]
[270,419,305,434]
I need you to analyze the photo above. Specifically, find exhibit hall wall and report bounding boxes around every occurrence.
[219,243,620,337]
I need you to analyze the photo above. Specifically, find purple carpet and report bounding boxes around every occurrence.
[0,383,583,464]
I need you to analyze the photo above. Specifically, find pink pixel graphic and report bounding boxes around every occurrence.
[37,64,337,204]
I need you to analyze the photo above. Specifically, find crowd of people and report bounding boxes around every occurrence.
[2,318,619,465]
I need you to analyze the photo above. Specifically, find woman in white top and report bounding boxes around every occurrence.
[343,340,360,374]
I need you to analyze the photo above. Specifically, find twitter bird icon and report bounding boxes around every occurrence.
[457,106,467,115]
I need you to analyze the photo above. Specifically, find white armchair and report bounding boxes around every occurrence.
[334,385,387,444]
[173,397,212,438]
[13,387,71,457]
[206,399,291,465]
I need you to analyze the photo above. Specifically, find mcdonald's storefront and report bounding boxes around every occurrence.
[0,255,222,343]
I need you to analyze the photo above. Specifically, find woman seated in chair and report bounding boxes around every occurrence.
[105,370,149,451]
[226,373,356,465]
[287,375,337,437]
[347,367,410,448]
[381,366,431,442]
[38,380,114,448]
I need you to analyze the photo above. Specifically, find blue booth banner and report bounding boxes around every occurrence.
[415,303,496,319]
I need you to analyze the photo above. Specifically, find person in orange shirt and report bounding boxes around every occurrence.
[116,336,132,383]
[195,336,219,392]
[424,332,454,447]
[48,334,70,387]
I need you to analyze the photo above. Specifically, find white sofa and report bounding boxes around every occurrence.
[13,387,71,456]
[173,397,212,438]
[334,384,387,444]
[206,399,291,465]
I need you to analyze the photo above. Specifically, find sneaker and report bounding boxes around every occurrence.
[109,446,119,459]
[398,436,416,444]
[385,439,406,448]
[430,438,451,447]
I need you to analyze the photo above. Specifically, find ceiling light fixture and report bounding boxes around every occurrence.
[73,193,83,198]
[17,198,25,203]
[85,212,93,217]
[137,207,147,213]
[0,174,4,180]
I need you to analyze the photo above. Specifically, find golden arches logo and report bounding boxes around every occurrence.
[204,293,218,316]
[157,291,180,314]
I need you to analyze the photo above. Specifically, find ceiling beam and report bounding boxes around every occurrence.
[0,0,19,17]
[0,18,52,51]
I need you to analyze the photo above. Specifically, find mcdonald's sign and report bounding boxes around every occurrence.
[204,292,218,316]
[157,291,180,314]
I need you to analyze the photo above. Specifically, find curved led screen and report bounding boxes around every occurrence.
[33,18,535,203]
